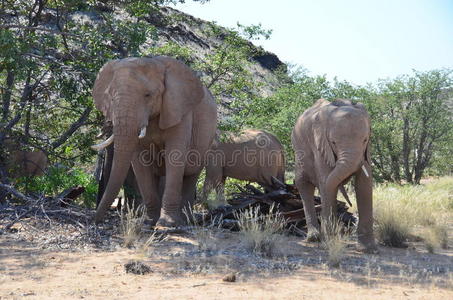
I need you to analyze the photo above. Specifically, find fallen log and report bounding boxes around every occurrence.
[200,182,357,234]
[57,186,85,207]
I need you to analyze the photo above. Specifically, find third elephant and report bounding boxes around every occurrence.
[291,98,377,252]
[202,129,285,202]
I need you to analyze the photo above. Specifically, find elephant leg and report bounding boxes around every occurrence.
[295,178,319,242]
[320,182,338,224]
[156,153,186,227]
[131,156,160,225]
[201,175,211,204]
[158,176,165,200]
[354,163,377,252]
[181,173,199,218]
[215,177,226,203]
[123,168,141,209]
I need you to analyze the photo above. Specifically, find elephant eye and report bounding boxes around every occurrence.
[363,139,368,143]
[331,141,336,145]
[145,93,151,97]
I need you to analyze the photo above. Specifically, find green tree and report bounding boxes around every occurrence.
[0,0,211,201]
[366,70,453,184]
[1,0,278,203]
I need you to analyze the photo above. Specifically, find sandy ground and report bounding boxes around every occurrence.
[1,228,452,300]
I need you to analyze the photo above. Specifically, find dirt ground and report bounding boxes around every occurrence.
[1,222,452,300]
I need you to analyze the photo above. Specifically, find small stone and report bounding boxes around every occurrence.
[124,260,152,275]
[222,273,236,282]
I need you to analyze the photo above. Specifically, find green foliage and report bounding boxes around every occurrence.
[364,70,453,183]
[144,41,194,62]
[239,67,452,180]
[1,0,451,214]
[16,166,98,208]
[193,22,273,131]
[0,0,215,204]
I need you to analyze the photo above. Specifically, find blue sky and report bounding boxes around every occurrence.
[173,0,453,85]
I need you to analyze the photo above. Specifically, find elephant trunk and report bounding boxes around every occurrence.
[94,94,142,223]
[94,147,134,222]
[323,151,361,219]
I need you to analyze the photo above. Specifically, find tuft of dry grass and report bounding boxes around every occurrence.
[372,176,453,248]
[374,202,410,248]
[422,225,449,253]
[119,202,146,248]
[140,230,167,252]
[235,204,287,258]
[321,217,349,268]
[183,207,220,251]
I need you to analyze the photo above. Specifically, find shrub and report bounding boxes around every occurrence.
[422,225,449,253]
[15,166,98,208]
[374,202,410,248]
[235,204,287,257]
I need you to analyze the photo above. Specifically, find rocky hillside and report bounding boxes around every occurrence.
[68,5,287,103]
[0,1,287,164]
[151,7,286,95]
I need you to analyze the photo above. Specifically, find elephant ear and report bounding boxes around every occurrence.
[365,130,372,164]
[365,142,371,164]
[312,112,336,168]
[355,102,372,164]
[157,57,204,130]
[92,60,118,121]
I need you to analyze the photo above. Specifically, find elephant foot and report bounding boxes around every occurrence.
[156,211,184,228]
[93,212,105,224]
[145,211,161,226]
[306,229,321,242]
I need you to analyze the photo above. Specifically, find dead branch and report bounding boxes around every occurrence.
[0,183,36,203]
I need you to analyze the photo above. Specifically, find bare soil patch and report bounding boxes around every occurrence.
[1,204,452,299]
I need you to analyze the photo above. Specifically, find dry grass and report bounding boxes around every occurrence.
[372,176,452,248]
[235,204,287,258]
[422,225,449,253]
[374,202,411,247]
[119,203,146,248]
[321,217,349,268]
[183,207,220,251]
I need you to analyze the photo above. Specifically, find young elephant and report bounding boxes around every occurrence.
[291,99,376,252]
[202,129,285,202]
[3,139,48,178]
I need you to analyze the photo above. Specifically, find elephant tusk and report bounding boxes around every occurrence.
[95,131,104,139]
[361,165,369,178]
[138,126,146,139]
[91,135,114,151]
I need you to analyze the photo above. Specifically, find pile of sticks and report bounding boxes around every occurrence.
[0,184,90,234]
[196,178,357,235]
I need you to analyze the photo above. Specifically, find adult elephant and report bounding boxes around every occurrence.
[291,99,376,252]
[202,129,285,202]
[91,56,217,227]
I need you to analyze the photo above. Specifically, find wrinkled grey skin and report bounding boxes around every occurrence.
[92,56,217,227]
[202,129,285,202]
[291,99,377,252]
